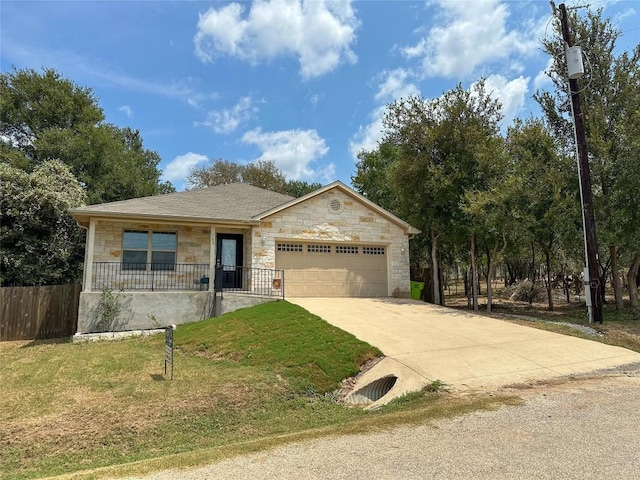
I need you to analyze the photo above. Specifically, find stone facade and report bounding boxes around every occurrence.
[77,186,413,332]
[251,187,411,297]
[92,220,212,264]
[88,220,213,292]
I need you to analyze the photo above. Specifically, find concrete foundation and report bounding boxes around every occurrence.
[77,291,279,333]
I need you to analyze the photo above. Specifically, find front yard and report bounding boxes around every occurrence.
[1,301,514,479]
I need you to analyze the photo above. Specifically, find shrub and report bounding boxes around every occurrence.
[88,287,132,332]
[509,279,546,305]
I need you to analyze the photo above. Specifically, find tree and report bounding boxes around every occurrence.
[352,141,400,213]
[536,8,640,307]
[383,81,503,305]
[462,138,511,313]
[502,118,580,311]
[0,67,174,204]
[187,158,322,197]
[1,160,87,286]
[241,160,287,192]
[283,180,323,198]
[186,158,243,189]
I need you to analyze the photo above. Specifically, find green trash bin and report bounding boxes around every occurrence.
[410,281,424,300]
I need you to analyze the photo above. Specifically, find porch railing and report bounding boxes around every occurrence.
[92,262,210,292]
[90,263,284,298]
[217,266,285,299]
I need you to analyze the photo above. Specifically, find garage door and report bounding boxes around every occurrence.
[275,242,388,297]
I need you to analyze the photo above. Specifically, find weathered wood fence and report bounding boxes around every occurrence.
[0,284,81,341]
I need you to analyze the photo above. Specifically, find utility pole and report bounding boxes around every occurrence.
[558,3,603,324]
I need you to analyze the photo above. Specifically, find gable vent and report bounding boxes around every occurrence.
[329,198,344,214]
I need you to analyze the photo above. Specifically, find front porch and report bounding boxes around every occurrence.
[89,262,285,297]
[76,264,285,333]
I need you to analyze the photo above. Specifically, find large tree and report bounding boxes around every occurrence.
[186,158,243,188]
[0,67,174,204]
[1,160,87,286]
[536,8,640,306]
[187,158,322,197]
[383,81,503,305]
[352,141,400,213]
[503,118,580,311]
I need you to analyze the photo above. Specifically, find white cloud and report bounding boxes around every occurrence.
[2,41,214,106]
[162,152,209,189]
[613,6,636,23]
[195,96,258,134]
[309,93,322,107]
[349,105,387,159]
[118,105,133,117]
[402,0,539,79]
[475,75,529,126]
[241,128,331,180]
[533,58,555,91]
[374,68,420,103]
[349,69,419,159]
[194,0,359,79]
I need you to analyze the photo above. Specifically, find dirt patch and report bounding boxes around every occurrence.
[0,380,264,461]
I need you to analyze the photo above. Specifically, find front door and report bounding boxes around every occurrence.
[216,234,244,289]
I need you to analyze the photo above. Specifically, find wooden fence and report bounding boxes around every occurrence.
[0,284,81,341]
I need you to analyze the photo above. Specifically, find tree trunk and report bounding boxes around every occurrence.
[470,233,479,311]
[598,256,610,305]
[486,247,494,313]
[545,250,554,311]
[530,243,536,281]
[431,230,441,306]
[463,269,471,308]
[610,245,624,311]
[628,252,640,307]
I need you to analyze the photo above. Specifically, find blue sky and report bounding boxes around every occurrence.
[2,0,638,191]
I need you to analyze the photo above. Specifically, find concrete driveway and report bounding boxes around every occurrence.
[290,298,640,404]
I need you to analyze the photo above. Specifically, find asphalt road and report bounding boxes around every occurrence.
[124,370,640,480]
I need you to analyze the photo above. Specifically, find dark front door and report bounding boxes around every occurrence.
[216,234,244,289]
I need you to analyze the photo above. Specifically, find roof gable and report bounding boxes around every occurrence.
[256,181,420,235]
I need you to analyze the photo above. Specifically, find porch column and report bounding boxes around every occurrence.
[208,226,216,292]
[83,218,96,292]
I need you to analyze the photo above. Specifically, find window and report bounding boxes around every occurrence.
[363,246,385,255]
[336,245,359,254]
[307,244,331,253]
[122,230,176,271]
[277,243,303,252]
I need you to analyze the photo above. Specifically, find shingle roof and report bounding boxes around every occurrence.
[71,183,295,226]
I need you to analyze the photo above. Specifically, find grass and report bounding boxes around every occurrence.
[0,301,517,480]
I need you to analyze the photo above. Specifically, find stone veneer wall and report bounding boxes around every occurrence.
[92,220,211,263]
[251,188,411,297]
[90,220,212,291]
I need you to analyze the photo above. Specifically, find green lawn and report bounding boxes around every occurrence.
[1,301,515,480]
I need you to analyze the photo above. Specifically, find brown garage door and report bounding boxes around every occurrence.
[275,242,388,297]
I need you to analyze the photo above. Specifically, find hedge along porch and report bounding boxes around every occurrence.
[70,182,419,333]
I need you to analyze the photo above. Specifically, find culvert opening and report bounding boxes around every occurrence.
[345,375,398,405]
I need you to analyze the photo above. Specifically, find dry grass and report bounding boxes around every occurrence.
[2,302,519,480]
[445,286,640,352]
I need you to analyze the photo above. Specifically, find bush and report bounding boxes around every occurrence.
[88,287,132,332]
[509,279,546,304]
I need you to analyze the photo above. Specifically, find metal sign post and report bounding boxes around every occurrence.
[164,324,176,380]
